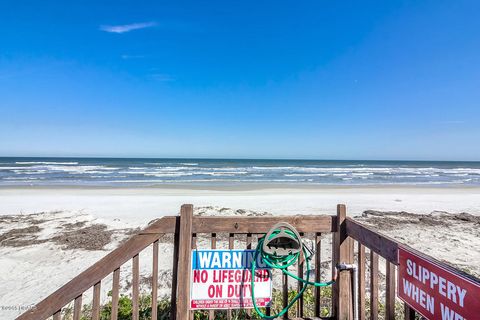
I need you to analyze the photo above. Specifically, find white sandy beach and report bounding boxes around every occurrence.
[2,186,480,222]
[1,186,480,319]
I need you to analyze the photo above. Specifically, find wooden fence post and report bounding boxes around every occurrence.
[170,217,181,320]
[335,204,354,320]
[358,243,366,320]
[385,262,396,320]
[176,204,193,320]
[404,304,416,320]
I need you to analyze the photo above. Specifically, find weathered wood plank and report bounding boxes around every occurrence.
[73,295,82,320]
[314,233,322,317]
[297,233,304,318]
[16,216,172,320]
[385,261,396,320]
[170,218,180,320]
[152,241,159,320]
[331,231,338,317]
[139,216,178,234]
[52,311,61,320]
[140,216,334,234]
[176,204,193,320]
[336,204,353,320]
[283,270,289,320]
[92,281,101,320]
[190,233,197,320]
[245,232,251,247]
[345,218,399,264]
[209,233,217,320]
[132,254,139,320]
[227,233,234,320]
[404,304,416,320]
[111,268,120,320]
[246,233,252,318]
[265,235,271,315]
[357,243,366,320]
[266,305,271,317]
[370,251,379,320]
[191,215,336,233]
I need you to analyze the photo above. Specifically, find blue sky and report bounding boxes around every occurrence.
[0,1,479,160]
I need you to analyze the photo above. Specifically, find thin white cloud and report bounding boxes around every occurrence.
[100,22,157,34]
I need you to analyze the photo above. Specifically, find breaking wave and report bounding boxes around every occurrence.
[1,158,480,187]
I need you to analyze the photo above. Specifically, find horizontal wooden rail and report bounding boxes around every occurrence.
[195,215,336,233]
[345,217,399,264]
[17,216,177,320]
[142,215,337,234]
[139,216,178,234]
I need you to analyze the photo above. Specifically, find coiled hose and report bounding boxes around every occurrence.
[251,228,335,319]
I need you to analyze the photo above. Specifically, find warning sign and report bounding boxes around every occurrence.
[190,249,272,309]
[398,246,480,320]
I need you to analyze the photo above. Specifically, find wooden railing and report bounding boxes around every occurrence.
[16,215,177,320]
[345,216,405,320]
[16,204,479,320]
[175,205,338,320]
[344,215,480,320]
[17,205,337,320]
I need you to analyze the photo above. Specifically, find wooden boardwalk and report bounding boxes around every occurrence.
[17,204,479,320]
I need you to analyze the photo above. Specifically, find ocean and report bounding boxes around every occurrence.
[0,157,479,187]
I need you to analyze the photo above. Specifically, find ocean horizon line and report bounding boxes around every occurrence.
[1,156,480,164]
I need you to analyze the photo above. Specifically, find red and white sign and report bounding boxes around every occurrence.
[398,246,480,320]
[190,249,272,309]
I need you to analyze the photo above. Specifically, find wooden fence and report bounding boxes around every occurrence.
[16,204,476,320]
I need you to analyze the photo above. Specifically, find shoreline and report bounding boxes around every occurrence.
[2,183,480,191]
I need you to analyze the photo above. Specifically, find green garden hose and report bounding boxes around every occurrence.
[250,227,335,319]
